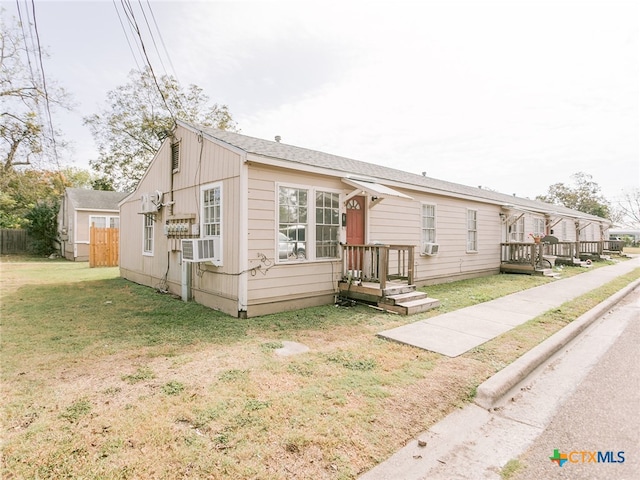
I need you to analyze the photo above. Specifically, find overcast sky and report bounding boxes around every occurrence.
[3,0,638,202]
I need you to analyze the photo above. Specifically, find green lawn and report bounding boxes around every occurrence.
[2,257,638,479]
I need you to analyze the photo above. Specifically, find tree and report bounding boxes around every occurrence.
[614,188,640,228]
[84,68,238,191]
[0,167,96,228]
[91,175,115,191]
[536,172,611,219]
[1,11,72,171]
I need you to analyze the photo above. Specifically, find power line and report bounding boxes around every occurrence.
[15,0,38,94]
[112,0,142,71]
[137,1,170,79]
[144,0,179,84]
[119,0,176,122]
[29,0,62,170]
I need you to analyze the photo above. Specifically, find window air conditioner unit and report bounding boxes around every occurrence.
[422,242,439,256]
[181,238,220,263]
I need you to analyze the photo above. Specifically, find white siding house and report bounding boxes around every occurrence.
[119,121,612,317]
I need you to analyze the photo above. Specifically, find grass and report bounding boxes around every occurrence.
[1,255,638,479]
[501,458,523,479]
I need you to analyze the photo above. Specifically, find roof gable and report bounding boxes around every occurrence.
[66,188,128,211]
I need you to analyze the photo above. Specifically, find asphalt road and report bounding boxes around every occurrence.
[512,289,640,480]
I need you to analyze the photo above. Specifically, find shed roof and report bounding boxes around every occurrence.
[178,121,610,223]
[65,188,128,211]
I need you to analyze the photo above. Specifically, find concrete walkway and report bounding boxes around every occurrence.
[360,283,640,480]
[378,256,640,357]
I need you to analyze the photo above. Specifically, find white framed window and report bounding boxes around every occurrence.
[143,214,154,255]
[278,186,308,262]
[202,183,222,237]
[421,203,436,244]
[509,216,524,242]
[199,182,223,265]
[315,191,340,259]
[277,185,341,263]
[90,215,119,229]
[561,220,567,240]
[533,217,545,237]
[467,209,478,252]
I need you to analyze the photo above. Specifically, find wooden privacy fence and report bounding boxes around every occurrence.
[90,226,119,267]
[0,229,29,254]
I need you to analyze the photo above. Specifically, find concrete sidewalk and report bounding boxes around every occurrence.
[378,256,640,357]
[360,283,640,480]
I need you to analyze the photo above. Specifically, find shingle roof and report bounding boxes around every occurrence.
[181,122,609,222]
[66,188,128,211]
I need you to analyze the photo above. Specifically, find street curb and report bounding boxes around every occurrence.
[474,277,640,410]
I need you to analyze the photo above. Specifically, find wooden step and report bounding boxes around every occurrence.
[381,291,429,306]
[538,269,561,278]
[377,297,440,315]
[382,284,417,296]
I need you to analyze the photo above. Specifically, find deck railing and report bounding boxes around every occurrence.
[500,242,542,268]
[603,240,624,252]
[341,244,414,290]
[580,241,602,255]
[504,240,624,265]
[543,241,578,258]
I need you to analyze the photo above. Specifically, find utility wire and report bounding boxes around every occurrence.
[137,1,169,78]
[137,0,186,114]
[119,0,146,64]
[30,0,62,170]
[144,0,179,84]
[15,0,38,96]
[112,0,142,71]
[120,0,176,122]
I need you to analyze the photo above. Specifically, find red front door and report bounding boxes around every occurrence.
[346,196,365,271]
[346,196,365,245]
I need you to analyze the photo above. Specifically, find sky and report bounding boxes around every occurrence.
[3,0,639,204]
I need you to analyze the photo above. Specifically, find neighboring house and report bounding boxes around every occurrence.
[609,229,640,245]
[119,121,613,318]
[58,188,128,261]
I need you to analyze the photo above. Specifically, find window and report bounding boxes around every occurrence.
[315,191,340,258]
[279,187,308,261]
[561,220,567,240]
[467,209,478,252]
[143,215,154,255]
[509,216,524,242]
[277,186,341,262]
[90,216,106,228]
[421,204,436,244]
[171,142,180,172]
[533,218,545,237]
[90,215,119,229]
[202,184,222,237]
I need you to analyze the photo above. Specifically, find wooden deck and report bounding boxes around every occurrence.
[500,240,624,275]
[339,245,439,315]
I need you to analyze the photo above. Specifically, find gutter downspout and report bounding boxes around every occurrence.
[237,156,249,318]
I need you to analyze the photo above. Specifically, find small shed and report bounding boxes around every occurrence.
[58,188,128,261]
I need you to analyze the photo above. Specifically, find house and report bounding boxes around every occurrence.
[58,188,128,261]
[119,121,614,318]
[609,229,640,246]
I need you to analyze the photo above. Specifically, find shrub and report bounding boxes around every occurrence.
[24,200,59,255]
